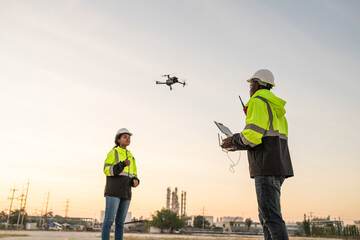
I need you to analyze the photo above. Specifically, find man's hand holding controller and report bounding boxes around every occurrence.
[220,137,237,151]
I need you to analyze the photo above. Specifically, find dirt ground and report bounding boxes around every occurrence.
[0,230,340,240]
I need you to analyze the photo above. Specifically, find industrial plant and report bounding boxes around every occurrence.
[166,187,186,216]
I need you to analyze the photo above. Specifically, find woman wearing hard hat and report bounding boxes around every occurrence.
[101,128,140,240]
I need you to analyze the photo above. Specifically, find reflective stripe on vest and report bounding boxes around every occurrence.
[244,123,266,135]
[104,164,115,176]
[255,96,274,131]
[118,172,137,178]
[114,148,120,164]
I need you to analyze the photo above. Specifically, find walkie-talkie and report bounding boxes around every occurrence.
[239,95,248,115]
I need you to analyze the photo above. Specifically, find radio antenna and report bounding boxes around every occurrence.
[238,95,245,108]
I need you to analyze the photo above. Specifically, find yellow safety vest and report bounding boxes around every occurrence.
[240,89,288,147]
[103,146,137,178]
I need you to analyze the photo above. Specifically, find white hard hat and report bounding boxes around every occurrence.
[116,128,132,136]
[247,69,275,87]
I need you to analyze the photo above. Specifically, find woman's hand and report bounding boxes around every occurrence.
[132,179,139,188]
[124,158,130,166]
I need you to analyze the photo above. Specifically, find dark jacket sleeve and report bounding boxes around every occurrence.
[112,161,127,176]
[232,133,249,150]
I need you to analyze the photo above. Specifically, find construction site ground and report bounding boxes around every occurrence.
[0,230,340,240]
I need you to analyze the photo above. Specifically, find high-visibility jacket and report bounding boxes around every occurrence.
[232,89,293,178]
[104,147,137,177]
[103,146,139,199]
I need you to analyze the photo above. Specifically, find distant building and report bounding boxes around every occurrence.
[304,215,344,236]
[311,216,343,228]
[187,215,214,227]
[215,216,244,228]
[204,216,214,225]
[354,220,360,229]
[214,216,262,233]
[286,222,300,235]
[25,223,37,230]
[100,211,105,222]
[125,212,132,223]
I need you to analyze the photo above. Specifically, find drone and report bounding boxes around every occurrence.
[156,75,186,90]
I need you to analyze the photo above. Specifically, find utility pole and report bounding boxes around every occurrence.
[202,206,205,230]
[65,199,69,220]
[309,211,314,220]
[16,190,25,228]
[44,192,50,224]
[20,180,30,227]
[39,207,43,227]
[39,193,47,227]
[6,188,17,229]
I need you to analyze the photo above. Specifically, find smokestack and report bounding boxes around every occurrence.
[166,187,171,210]
[171,191,175,212]
[184,191,186,216]
[181,191,184,216]
[174,187,179,215]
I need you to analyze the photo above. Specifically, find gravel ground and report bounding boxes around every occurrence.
[0,230,340,240]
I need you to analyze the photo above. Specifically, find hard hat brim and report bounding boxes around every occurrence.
[246,77,275,86]
[116,132,132,137]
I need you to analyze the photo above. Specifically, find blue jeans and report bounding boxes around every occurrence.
[255,176,289,240]
[101,196,130,240]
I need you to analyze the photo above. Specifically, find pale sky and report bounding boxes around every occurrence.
[1,0,359,225]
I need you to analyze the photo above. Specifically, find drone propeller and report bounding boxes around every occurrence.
[153,79,164,85]
[179,78,188,87]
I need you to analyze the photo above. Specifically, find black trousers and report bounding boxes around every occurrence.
[255,176,289,240]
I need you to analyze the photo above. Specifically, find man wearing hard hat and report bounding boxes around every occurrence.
[221,69,293,240]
